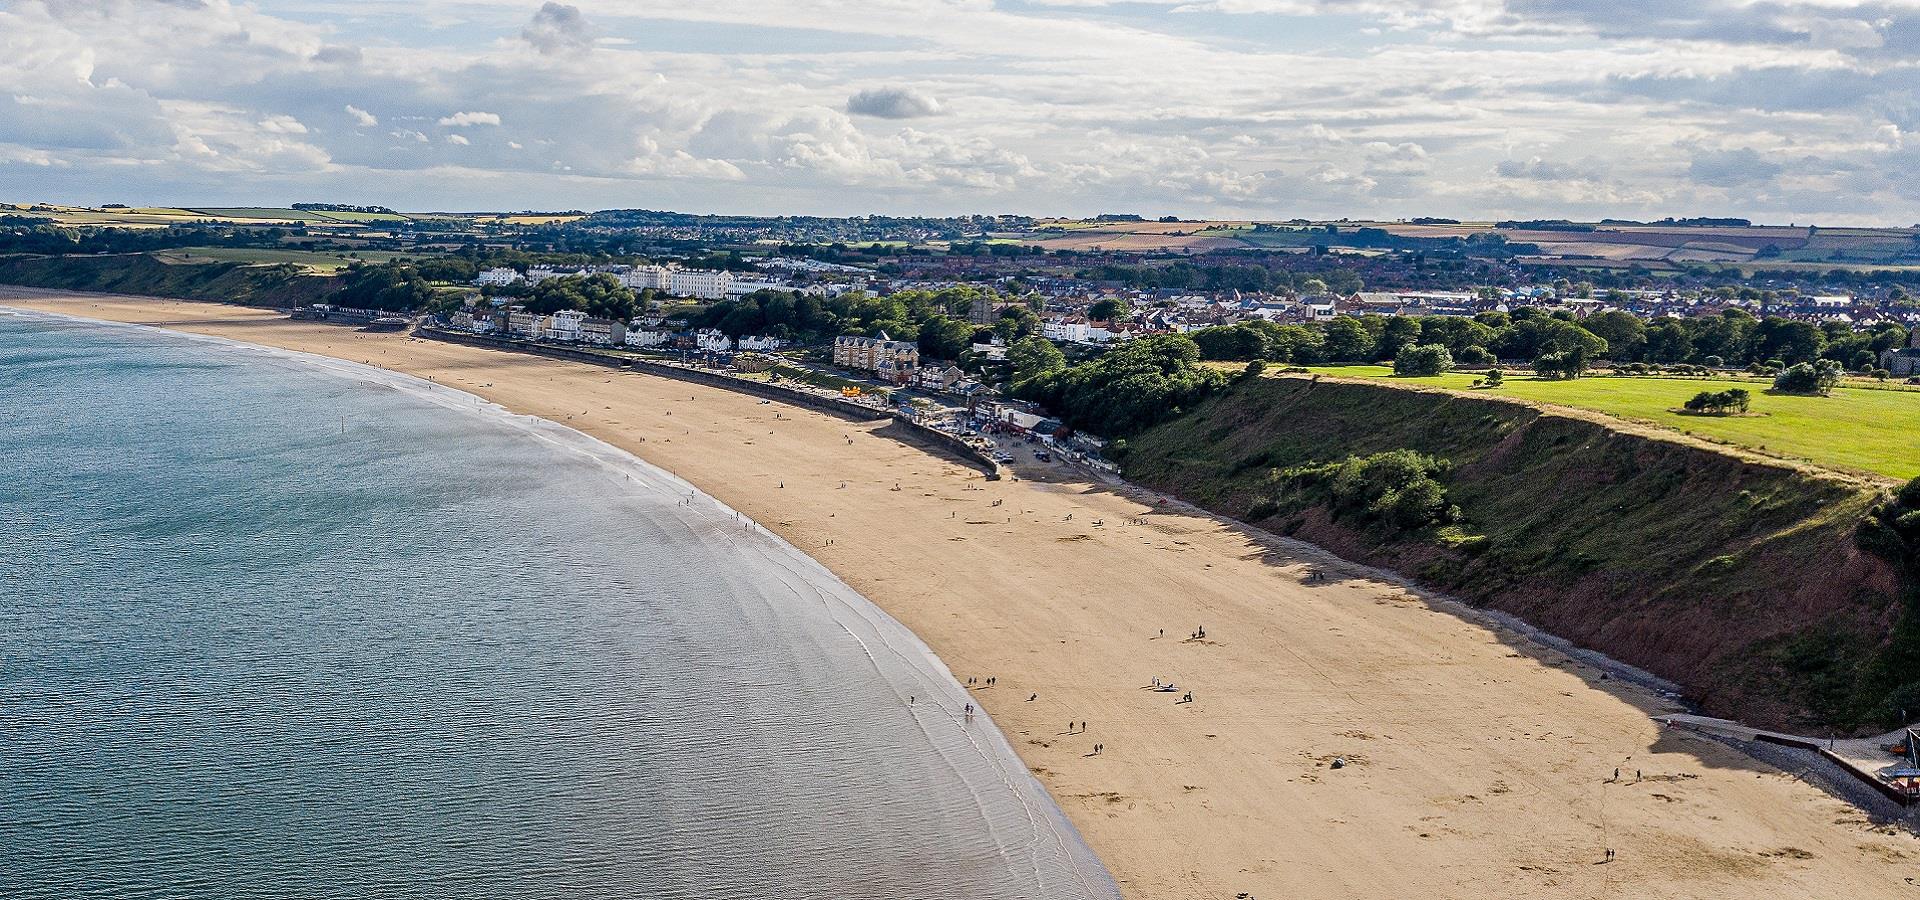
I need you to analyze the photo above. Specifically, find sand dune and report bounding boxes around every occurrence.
[9,289,1916,899]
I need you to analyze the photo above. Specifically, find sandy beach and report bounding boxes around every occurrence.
[11,289,1917,899]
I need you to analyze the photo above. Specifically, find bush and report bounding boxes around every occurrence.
[1285,449,1457,532]
[1240,359,1267,382]
[1873,368,1891,382]
[1703,355,1725,368]
[1393,343,1454,377]
[1772,359,1844,396]
[1483,368,1504,388]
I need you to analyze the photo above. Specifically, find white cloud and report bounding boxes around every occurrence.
[0,0,1914,222]
[437,111,501,127]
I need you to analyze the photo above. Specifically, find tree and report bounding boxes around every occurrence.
[1088,297,1130,322]
[1393,344,1454,377]
[993,305,1040,343]
[1534,350,1588,380]
[1482,368,1505,388]
[1581,310,1647,361]
[1378,316,1422,361]
[1772,359,1844,396]
[1006,335,1066,386]
[1192,323,1268,361]
[1321,316,1375,362]
[1754,316,1824,365]
[1645,321,1693,363]
[917,315,975,361]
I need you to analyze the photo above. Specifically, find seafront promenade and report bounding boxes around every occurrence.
[8,289,1917,900]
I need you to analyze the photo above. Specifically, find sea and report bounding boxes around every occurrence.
[0,307,1118,900]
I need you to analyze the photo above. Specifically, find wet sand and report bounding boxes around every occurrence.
[10,289,1917,899]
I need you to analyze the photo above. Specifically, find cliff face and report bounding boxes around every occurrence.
[1123,375,1906,731]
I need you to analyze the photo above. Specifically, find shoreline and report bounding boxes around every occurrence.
[9,288,1918,899]
[4,301,1120,898]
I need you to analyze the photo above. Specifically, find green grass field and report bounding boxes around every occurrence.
[1301,365,1920,481]
[152,247,412,272]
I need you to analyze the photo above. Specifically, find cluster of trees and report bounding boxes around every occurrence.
[1584,308,1907,370]
[1189,308,1605,369]
[332,261,435,311]
[1187,306,1910,376]
[292,203,398,214]
[1014,335,1228,437]
[1683,388,1752,415]
[693,286,1043,360]
[1283,449,1459,532]
[1772,359,1846,396]
[0,221,281,256]
[520,273,640,320]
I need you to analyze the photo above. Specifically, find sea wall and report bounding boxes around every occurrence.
[1122,374,1908,731]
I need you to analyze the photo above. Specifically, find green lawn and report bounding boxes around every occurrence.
[1301,365,1920,481]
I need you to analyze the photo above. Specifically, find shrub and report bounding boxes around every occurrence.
[1873,368,1891,382]
[1773,359,1844,396]
[1483,368,1504,388]
[1703,355,1725,368]
[1285,449,1458,532]
[1393,343,1454,377]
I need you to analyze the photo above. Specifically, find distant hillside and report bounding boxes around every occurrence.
[0,253,342,307]
[1122,374,1914,731]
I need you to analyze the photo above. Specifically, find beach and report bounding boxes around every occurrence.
[10,288,1917,899]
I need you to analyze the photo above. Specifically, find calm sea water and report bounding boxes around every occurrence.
[0,309,1116,900]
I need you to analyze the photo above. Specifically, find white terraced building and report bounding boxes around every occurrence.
[473,267,523,287]
[617,265,735,300]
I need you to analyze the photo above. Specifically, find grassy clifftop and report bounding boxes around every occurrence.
[1122,374,1910,731]
[0,253,342,307]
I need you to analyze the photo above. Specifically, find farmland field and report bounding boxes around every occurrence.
[183,208,344,223]
[308,210,412,223]
[1300,365,1920,480]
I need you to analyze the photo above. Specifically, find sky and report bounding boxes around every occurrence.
[1,0,1916,224]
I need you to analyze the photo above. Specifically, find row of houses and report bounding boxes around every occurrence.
[448,307,784,353]
[833,332,922,385]
[474,264,786,301]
